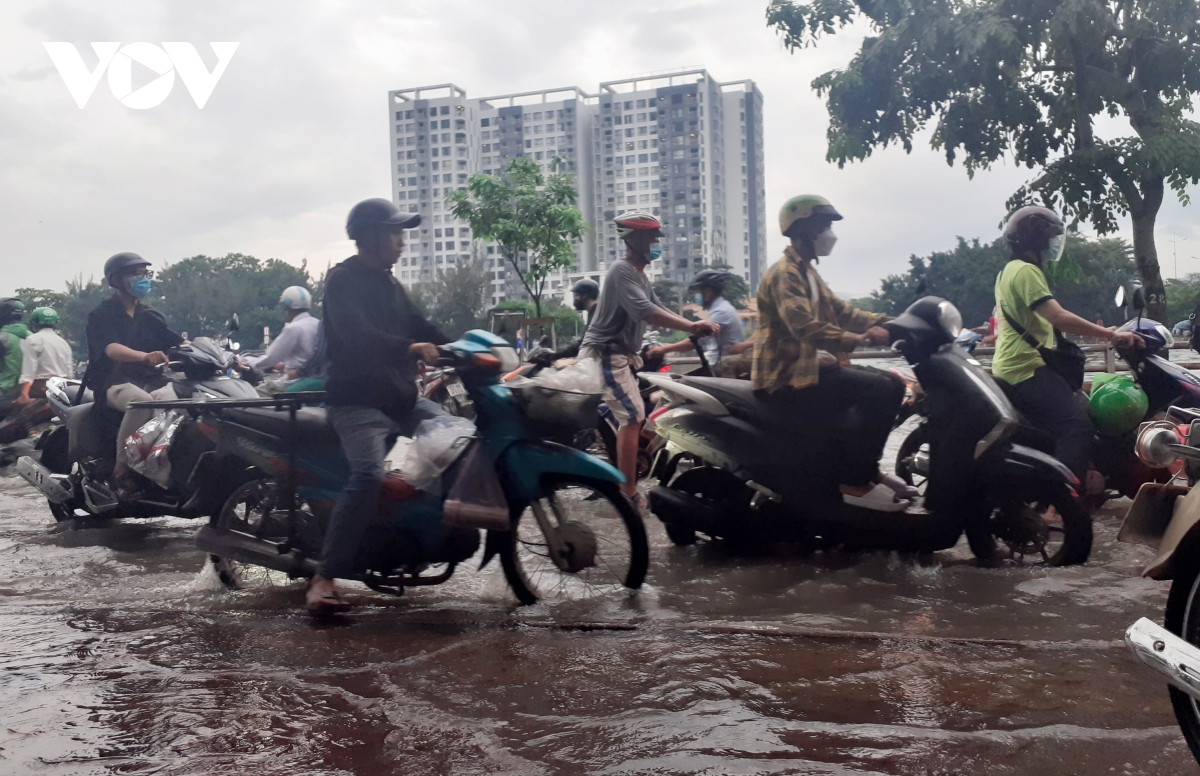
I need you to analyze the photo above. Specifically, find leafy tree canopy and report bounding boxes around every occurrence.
[768,0,1200,321]
[409,255,491,340]
[448,156,587,317]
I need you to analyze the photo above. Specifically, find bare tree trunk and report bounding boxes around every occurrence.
[1130,176,1167,322]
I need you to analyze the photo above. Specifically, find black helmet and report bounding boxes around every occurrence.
[689,269,733,292]
[1004,206,1065,255]
[346,198,421,241]
[104,252,151,287]
[571,278,600,300]
[0,298,25,326]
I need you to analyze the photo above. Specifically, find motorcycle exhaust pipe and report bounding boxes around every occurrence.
[1126,617,1200,701]
[195,525,317,577]
[16,456,73,504]
[647,486,726,535]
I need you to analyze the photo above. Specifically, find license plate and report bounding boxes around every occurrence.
[446,381,466,398]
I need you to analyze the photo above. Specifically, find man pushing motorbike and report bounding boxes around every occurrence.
[753,195,908,512]
[305,198,447,614]
[579,211,718,507]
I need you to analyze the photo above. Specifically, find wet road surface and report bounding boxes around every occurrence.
[2,467,1197,775]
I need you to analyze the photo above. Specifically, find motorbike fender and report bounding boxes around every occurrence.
[499,440,624,505]
[1118,482,1189,550]
[1136,483,1200,580]
[995,443,1078,489]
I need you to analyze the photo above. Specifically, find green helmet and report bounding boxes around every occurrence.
[29,307,59,330]
[779,194,843,237]
[1088,375,1149,436]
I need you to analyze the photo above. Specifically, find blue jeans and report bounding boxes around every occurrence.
[318,398,444,580]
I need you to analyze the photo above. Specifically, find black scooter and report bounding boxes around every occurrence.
[16,337,258,522]
[644,296,1093,565]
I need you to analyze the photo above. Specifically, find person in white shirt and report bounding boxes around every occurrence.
[16,306,73,406]
[240,287,320,392]
[647,269,751,368]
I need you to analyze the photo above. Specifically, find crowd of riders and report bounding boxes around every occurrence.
[5,192,1152,611]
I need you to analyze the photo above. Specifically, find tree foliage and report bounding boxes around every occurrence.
[652,278,681,313]
[767,0,1200,321]
[870,235,1137,326]
[409,254,491,340]
[448,156,587,317]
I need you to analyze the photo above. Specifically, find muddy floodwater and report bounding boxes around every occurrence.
[2,442,1198,774]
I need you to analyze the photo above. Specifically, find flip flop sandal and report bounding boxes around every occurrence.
[306,591,351,615]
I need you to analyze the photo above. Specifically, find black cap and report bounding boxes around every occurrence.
[346,198,421,240]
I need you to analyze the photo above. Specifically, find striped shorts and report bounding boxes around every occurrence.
[581,347,645,427]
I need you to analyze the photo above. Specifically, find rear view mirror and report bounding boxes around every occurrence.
[1114,287,1126,308]
[1132,287,1147,313]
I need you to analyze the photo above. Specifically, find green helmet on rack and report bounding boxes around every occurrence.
[1088,375,1149,436]
[29,307,59,331]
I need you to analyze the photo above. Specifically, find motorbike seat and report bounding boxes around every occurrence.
[679,376,778,425]
[61,384,93,405]
[223,406,339,444]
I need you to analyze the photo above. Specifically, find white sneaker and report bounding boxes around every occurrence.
[843,482,911,513]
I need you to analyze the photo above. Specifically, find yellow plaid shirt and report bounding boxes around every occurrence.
[752,247,889,391]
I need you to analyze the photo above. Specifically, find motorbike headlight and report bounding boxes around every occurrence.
[936,300,963,339]
[1135,421,1182,468]
[490,346,521,373]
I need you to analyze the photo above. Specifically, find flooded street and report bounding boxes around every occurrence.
[2,455,1197,775]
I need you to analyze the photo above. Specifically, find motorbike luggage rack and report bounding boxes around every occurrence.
[129,392,328,545]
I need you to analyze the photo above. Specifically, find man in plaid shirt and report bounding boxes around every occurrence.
[752,195,909,512]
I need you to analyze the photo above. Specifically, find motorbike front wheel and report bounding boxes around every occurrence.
[965,483,1092,566]
[209,478,307,591]
[500,477,648,605]
[1165,552,1200,766]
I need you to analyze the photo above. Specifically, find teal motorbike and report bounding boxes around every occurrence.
[140,331,648,605]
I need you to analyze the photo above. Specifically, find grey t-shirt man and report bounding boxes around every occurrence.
[581,259,661,355]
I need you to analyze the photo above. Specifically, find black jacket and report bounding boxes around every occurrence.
[322,256,446,420]
[84,296,181,408]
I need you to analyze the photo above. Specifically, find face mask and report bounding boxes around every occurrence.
[128,277,152,298]
[647,243,663,261]
[573,296,589,312]
[693,293,704,305]
[1042,233,1066,263]
[812,228,837,257]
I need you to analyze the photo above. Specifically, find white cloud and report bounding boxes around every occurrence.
[0,0,1194,298]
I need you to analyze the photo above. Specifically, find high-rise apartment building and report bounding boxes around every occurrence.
[388,69,766,306]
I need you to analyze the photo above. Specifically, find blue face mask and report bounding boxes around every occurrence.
[694,293,704,305]
[128,277,152,299]
[648,243,663,261]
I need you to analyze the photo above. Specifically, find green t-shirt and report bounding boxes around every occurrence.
[992,260,1055,386]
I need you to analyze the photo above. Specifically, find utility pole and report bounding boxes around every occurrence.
[1169,234,1187,279]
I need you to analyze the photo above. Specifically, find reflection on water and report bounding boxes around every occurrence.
[0,466,1194,774]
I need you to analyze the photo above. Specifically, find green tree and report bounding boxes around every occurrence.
[448,156,587,317]
[652,278,681,313]
[153,254,313,348]
[768,0,1200,322]
[870,235,1137,325]
[413,254,491,339]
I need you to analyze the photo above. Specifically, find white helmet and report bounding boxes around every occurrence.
[279,286,312,311]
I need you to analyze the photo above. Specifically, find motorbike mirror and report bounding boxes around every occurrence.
[1131,286,1147,313]
[230,342,241,352]
[1114,287,1126,308]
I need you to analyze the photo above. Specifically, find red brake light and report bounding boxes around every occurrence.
[658,365,671,373]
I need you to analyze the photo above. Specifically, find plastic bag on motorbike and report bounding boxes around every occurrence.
[399,414,477,491]
[442,439,510,531]
[516,357,604,394]
[124,385,182,488]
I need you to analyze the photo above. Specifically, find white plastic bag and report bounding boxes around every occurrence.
[399,414,477,491]
[443,440,510,531]
[124,383,182,488]
[512,357,603,394]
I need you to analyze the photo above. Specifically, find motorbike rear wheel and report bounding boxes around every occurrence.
[1165,551,1200,766]
[965,483,1092,566]
[500,477,648,605]
[209,478,306,591]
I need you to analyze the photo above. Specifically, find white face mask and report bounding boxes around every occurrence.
[1042,233,1066,263]
[812,228,837,257]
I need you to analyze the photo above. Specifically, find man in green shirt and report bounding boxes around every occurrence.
[992,206,1141,482]
[0,298,30,419]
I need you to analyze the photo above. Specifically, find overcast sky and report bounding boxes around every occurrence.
[4,0,1200,302]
